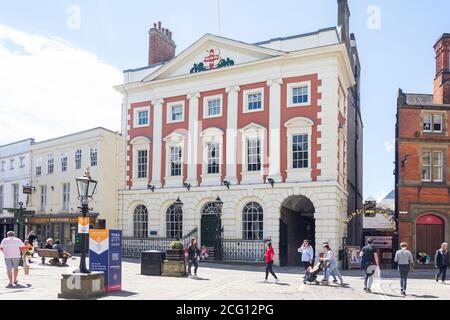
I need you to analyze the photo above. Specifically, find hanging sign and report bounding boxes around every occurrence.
[77,217,90,234]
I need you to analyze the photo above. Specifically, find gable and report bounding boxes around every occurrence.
[143,34,284,82]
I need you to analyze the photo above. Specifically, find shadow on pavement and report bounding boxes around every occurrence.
[105,290,139,298]
[409,294,438,299]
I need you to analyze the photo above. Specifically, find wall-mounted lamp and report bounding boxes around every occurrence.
[401,154,410,168]
[147,184,155,192]
[267,178,275,188]
[222,180,231,190]
[183,183,191,191]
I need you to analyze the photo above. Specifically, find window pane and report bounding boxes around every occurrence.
[170,146,182,176]
[433,114,442,132]
[171,105,183,121]
[207,143,220,174]
[292,134,309,169]
[247,92,262,110]
[292,86,309,104]
[247,138,261,172]
[137,150,148,179]
[208,99,221,116]
[242,202,263,240]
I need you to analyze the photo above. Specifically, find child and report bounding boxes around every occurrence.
[200,246,209,261]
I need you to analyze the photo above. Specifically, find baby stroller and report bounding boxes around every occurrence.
[303,261,324,285]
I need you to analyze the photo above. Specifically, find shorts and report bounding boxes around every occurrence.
[4,258,21,271]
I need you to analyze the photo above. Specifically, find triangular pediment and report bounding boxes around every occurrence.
[143,34,284,82]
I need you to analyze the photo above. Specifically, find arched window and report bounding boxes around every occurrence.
[166,204,183,239]
[242,202,263,240]
[202,202,219,215]
[133,205,148,238]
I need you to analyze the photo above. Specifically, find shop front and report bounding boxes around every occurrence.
[27,213,99,252]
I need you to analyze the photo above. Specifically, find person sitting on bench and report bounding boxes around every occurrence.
[42,238,53,264]
[52,239,71,266]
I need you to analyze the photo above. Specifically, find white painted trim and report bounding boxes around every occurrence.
[240,124,266,184]
[243,88,265,113]
[166,101,185,124]
[285,118,313,183]
[133,106,151,128]
[164,137,185,187]
[203,94,223,119]
[287,81,312,108]
[200,128,224,186]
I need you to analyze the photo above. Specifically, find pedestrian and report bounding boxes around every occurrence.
[297,240,314,271]
[320,244,344,286]
[53,239,71,266]
[394,242,414,296]
[187,238,201,279]
[434,242,449,284]
[26,231,37,258]
[322,241,338,283]
[360,238,380,293]
[0,231,27,288]
[264,242,279,283]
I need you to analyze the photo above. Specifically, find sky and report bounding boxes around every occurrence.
[1,0,449,201]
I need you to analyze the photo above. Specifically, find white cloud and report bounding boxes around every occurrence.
[384,140,395,152]
[0,24,122,145]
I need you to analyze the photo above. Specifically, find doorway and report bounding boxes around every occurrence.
[416,214,445,262]
[279,195,315,266]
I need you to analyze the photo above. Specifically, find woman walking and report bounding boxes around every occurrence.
[297,240,314,271]
[187,238,201,279]
[394,242,414,296]
[435,242,449,284]
[264,242,279,283]
[320,244,344,286]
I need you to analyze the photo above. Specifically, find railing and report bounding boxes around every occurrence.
[122,228,198,258]
[222,238,269,264]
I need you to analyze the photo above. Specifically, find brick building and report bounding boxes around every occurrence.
[116,0,363,266]
[396,34,450,264]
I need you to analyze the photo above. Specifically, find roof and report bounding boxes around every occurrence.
[383,190,395,200]
[31,127,120,147]
[405,93,434,106]
[253,27,338,46]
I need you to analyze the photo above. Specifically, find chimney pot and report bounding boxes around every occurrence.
[158,21,162,31]
[148,22,176,65]
[153,23,157,29]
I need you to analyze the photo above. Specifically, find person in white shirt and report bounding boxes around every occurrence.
[0,231,26,288]
[297,240,314,270]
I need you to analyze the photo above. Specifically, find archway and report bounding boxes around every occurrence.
[416,214,445,262]
[280,195,315,266]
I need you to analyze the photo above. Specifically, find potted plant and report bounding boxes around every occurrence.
[162,240,187,277]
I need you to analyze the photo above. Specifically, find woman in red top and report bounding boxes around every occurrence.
[264,242,279,283]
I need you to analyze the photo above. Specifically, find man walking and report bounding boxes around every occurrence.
[297,240,314,271]
[394,242,414,296]
[435,242,449,284]
[360,238,380,292]
[0,231,26,288]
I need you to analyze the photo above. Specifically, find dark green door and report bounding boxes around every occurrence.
[201,214,219,247]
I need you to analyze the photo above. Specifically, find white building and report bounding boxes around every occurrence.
[116,1,363,265]
[27,128,121,246]
[0,139,34,239]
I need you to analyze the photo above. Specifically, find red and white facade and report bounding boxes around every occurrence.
[116,22,360,265]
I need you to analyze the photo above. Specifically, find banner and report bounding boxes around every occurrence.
[78,217,90,234]
[89,229,122,293]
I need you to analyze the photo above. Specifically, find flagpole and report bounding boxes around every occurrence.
[218,0,221,35]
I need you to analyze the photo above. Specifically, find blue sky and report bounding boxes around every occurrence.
[1,0,449,200]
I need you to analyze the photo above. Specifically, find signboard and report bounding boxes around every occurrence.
[365,236,392,249]
[346,246,361,270]
[78,217,90,234]
[363,210,396,230]
[89,229,122,293]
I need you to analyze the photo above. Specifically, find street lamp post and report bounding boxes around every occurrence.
[173,197,183,241]
[75,170,98,274]
[213,197,223,261]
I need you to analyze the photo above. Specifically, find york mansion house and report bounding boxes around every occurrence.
[116,2,362,266]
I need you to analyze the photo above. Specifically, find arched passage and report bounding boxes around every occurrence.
[279,195,315,266]
[416,214,445,262]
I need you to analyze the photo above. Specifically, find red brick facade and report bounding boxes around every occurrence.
[396,34,450,260]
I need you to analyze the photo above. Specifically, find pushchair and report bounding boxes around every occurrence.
[303,261,324,285]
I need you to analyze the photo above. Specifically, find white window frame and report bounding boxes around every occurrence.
[0,185,4,211]
[12,184,19,208]
[167,101,185,124]
[131,136,151,189]
[287,81,311,108]
[203,95,223,119]
[47,154,54,175]
[75,149,82,170]
[243,88,264,113]
[40,185,47,212]
[285,117,313,182]
[422,150,444,183]
[62,182,70,211]
[200,128,224,186]
[163,132,185,187]
[35,158,42,176]
[19,157,25,168]
[0,161,5,172]
[240,123,266,184]
[90,146,98,167]
[134,106,151,128]
[61,153,68,172]
[9,158,14,170]
[423,112,444,133]
[136,149,149,179]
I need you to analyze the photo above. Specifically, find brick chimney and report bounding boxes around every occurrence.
[433,33,450,104]
[148,21,176,66]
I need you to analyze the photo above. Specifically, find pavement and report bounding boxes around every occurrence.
[0,254,448,300]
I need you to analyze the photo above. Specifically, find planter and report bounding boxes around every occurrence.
[161,260,187,277]
[166,249,185,261]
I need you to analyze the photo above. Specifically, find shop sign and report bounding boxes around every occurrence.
[78,217,90,234]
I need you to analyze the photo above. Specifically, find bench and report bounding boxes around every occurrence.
[37,249,67,266]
